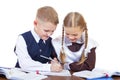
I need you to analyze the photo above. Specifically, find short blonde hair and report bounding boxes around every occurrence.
[36,6,59,25]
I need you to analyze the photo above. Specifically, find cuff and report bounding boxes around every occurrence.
[64,63,70,70]
[42,64,51,71]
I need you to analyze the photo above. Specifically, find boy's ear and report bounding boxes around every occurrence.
[34,20,37,25]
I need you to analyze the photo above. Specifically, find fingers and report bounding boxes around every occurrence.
[53,57,57,61]
[51,57,59,63]
[50,57,63,72]
[53,58,58,62]
[51,63,63,72]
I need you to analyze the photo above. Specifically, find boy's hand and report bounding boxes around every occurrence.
[50,58,63,72]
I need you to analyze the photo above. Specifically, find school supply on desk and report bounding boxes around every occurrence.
[40,70,71,76]
[40,55,54,61]
[72,68,120,79]
[87,77,113,80]
[73,70,107,79]
[0,67,47,80]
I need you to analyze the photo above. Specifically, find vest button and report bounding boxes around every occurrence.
[39,49,42,52]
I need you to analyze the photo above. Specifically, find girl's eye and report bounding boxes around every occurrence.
[72,34,78,36]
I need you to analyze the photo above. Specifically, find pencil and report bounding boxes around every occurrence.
[40,55,53,61]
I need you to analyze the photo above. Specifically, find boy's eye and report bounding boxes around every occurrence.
[44,30,49,32]
[66,33,69,35]
[44,30,54,33]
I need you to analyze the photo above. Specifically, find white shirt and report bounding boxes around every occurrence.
[15,29,51,72]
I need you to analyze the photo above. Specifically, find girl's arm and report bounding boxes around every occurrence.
[69,47,96,72]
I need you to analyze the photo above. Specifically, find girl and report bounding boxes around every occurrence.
[52,12,98,72]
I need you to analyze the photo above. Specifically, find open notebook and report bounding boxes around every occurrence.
[73,69,120,79]
[0,67,71,80]
[0,67,47,80]
[40,70,71,76]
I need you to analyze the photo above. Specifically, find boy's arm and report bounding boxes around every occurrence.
[15,35,51,72]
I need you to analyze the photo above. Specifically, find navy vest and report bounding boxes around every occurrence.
[15,31,56,67]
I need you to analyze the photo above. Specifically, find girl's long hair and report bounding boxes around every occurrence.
[60,12,88,65]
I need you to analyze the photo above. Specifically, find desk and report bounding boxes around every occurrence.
[1,73,120,80]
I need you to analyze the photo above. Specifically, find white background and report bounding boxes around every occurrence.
[0,0,120,71]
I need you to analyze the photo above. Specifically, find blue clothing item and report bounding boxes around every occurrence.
[87,77,113,80]
[15,31,56,67]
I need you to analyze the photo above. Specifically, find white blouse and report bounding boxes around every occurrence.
[52,34,98,70]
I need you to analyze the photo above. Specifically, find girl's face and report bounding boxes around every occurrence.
[64,26,83,43]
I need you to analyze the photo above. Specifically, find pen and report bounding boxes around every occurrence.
[40,55,53,61]
[36,70,40,74]
[104,73,109,77]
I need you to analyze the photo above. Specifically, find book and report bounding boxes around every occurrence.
[72,69,120,79]
[40,70,71,76]
[0,67,47,80]
[87,77,113,80]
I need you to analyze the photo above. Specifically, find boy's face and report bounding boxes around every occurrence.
[34,20,57,40]
[64,26,83,43]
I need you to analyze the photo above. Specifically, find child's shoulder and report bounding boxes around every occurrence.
[87,37,98,48]
[52,35,62,42]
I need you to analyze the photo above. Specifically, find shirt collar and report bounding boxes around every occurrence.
[31,29,46,43]
[31,29,41,43]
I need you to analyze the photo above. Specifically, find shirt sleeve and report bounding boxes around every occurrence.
[15,35,51,72]
[69,47,96,72]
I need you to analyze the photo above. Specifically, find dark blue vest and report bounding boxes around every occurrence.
[15,31,56,67]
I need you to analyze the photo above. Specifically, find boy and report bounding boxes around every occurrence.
[14,6,62,72]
